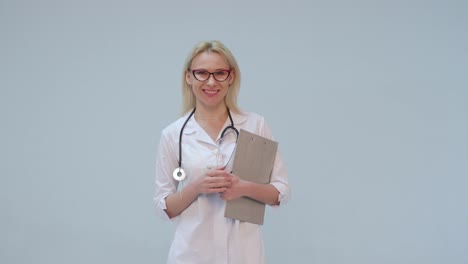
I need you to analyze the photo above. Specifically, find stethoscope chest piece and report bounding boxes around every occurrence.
[173,168,186,181]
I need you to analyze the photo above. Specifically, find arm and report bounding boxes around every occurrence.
[220,175,280,206]
[242,181,280,206]
[163,180,200,219]
[165,169,232,219]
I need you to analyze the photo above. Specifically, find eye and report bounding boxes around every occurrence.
[215,70,229,77]
[193,70,209,80]
[194,70,208,75]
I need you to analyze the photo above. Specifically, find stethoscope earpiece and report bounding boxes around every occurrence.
[173,168,186,181]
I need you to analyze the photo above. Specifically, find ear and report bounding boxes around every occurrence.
[229,70,235,86]
[185,70,192,86]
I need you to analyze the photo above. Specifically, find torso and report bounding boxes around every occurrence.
[162,111,270,264]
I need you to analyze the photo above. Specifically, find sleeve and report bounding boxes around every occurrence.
[261,119,291,206]
[153,129,179,221]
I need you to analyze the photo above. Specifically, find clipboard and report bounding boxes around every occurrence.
[224,129,278,225]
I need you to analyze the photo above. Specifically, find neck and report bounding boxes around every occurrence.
[195,104,228,121]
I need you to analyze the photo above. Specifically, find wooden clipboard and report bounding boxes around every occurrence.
[224,129,278,225]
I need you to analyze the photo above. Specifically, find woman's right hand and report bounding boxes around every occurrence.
[195,169,232,194]
[164,169,232,219]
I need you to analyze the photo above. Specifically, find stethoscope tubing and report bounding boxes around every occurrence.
[173,107,239,181]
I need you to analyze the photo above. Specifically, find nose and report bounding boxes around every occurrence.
[206,74,217,86]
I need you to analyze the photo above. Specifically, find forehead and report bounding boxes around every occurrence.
[191,51,230,69]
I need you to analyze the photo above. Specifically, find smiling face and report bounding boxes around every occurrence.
[186,51,234,111]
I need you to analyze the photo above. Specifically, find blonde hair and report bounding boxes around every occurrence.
[181,40,242,115]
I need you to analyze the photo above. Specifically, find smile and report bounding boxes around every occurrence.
[202,89,220,95]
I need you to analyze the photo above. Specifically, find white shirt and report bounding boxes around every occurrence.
[154,110,291,264]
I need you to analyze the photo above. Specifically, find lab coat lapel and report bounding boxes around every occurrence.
[182,118,214,145]
[196,129,214,145]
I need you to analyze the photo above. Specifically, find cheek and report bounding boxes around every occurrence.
[192,83,203,91]
[191,85,199,94]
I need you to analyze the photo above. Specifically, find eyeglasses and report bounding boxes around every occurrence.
[191,69,231,82]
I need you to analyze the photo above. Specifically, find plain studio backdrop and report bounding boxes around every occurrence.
[1,1,467,263]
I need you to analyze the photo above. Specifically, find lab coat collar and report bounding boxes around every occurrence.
[181,109,248,136]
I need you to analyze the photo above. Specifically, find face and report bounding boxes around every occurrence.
[186,51,234,111]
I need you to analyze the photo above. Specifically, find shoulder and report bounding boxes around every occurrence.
[160,111,194,138]
[245,111,265,121]
[234,111,273,137]
[232,111,265,125]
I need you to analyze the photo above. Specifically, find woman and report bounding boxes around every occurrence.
[154,40,290,264]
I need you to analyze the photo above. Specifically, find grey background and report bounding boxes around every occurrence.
[2,1,467,263]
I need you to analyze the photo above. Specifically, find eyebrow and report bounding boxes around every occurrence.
[192,68,230,71]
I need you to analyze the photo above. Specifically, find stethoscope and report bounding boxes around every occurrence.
[173,107,239,181]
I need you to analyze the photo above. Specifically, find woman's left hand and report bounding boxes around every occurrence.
[219,174,246,201]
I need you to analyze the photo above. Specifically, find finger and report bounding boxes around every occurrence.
[207,187,227,193]
[206,170,229,177]
[209,181,231,189]
[206,175,231,183]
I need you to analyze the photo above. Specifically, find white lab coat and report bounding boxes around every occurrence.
[154,110,290,264]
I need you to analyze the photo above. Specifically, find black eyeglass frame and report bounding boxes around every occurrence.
[190,69,232,82]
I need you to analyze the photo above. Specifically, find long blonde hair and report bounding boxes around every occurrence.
[181,40,241,115]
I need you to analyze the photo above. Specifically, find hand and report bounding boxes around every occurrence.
[195,169,232,194]
[220,174,245,201]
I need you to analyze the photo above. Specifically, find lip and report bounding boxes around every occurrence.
[202,89,220,97]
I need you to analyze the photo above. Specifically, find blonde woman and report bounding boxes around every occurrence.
[154,40,290,264]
